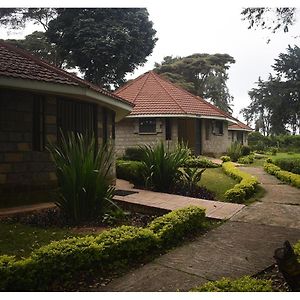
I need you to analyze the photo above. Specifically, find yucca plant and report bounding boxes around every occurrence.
[47,131,115,224]
[179,167,206,192]
[140,142,190,192]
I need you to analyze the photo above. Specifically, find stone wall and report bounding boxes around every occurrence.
[115,118,178,156]
[228,130,249,146]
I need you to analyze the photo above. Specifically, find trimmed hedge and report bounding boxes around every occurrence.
[237,154,254,164]
[273,158,300,175]
[0,206,206,291]
[183,156,220,168]
[116,160,144,186]
[220,155,231,162]
[191,276,273,292]
[264,163,300,188]
[222,162,259,203]
[294,240,300,263]
[148,206,206,247]
[123,147,145,161]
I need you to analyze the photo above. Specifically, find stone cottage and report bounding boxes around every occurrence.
[228,119,253,145]
[0,41,133,196]
[114,71,251,157]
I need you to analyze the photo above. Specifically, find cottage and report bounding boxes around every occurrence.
[114,71,251,157]
[0,41,133,195]
[228,119,253,145]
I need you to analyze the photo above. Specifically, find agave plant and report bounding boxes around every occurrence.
[47,131,115,224]
[140,142,190,192]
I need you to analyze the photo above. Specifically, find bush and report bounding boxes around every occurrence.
[140,142,190,192]
[220,155,231,162]
[222,162,259,203]
[273,158,300,175]
[183,156,220,168]
[116,160,144,186]
[269,146,278,155]
[241,145,251,156]
[227,142,243,162]
[264,163,300,188]
[123,147,145,161]
[191,276,273,292]
[47,132,115,224]
[294,240,300,262]
[148,206,206,247]
[237,154,254,164]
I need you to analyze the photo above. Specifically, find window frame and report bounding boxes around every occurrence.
[138,118,157,134]
[165,118,172,140]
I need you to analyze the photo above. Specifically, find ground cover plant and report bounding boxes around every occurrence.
[272,157,300,175]
[183,156,220,168]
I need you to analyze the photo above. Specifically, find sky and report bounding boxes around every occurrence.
[1,1,299,123]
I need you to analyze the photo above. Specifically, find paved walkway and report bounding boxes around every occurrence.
[0,202,55,217]
[99,168,300,292]
[115,180,245,220]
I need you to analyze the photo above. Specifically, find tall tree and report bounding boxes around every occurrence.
[0,8,157,88]
[241,45,300,135]
[154,53,235,112]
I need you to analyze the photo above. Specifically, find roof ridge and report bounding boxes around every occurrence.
[150,71,186,114]
[131,71,152,104]
[0,40,133,106]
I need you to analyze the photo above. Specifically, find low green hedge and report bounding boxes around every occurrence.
[237,154,254,164]
[264,163,300,188]
[273,158,300,175]
[191,276,273,292]
[183,156,220,168]
[148,206,206,247]
[294,240,300,263]
[116,160,144,186]
[220,155,231,162]
[122,147,145,161]
[222,162,259,203]
[0,206,206,291]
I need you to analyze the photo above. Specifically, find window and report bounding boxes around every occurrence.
[32,96,45,151]
[165,118,172,140]
[237,132,244,145]
[139,118,156,133]
[213,120,223,135]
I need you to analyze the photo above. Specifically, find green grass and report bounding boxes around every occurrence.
[200,168,237,201]
[268,152,300,160]
[0,223,80,258]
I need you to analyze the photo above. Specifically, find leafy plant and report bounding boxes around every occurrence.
[140,142,190,192]
[183,156,220,168]
[220,155,231,162]
[241,145,251,156]
[123,147,145,161]
[237,154,254,164]
[47,132,115,224]
[227,141,243,162]
[179,167,206,192]
[116,160,144,186]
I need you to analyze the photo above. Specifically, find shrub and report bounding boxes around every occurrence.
[191,276,273,292]
[227,142,243,162]
[273,158,300,175]
[179,167,206,192]
[241,145,251,156]
[237,154,254,164]
[116,160,144,186]
[294,240,300,262]
[269,146,278,155]
[220,155,231,162]
[123,147,145,161]
[148,206,206,247]
[47,132,115,224]
[183,156,220,168]
[264,163,300,188]
[266,157,273,163]
[222,162,259,203]
[140,142,190,192]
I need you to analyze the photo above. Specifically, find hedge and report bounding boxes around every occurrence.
[220,155,231,163]
[273,158,300,175]
[190,276,273,292]
[122,147,145,161]
[183,156,220,168]
[116,160,144,186]
[222,162,259,203]
[294,240,300,263]
[264,163,300,188]
[0,206,206,291]
[237,154,254,164]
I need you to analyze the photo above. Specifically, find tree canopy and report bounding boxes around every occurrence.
[0,8,157,88]
[154,53,235,112]
[241,45,300,135]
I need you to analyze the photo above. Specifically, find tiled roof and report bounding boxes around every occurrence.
[228,119,253,131]
[114,71,234,119]
[0,41,133,107]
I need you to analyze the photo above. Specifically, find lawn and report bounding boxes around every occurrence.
[199,168,237,201]
[0,223,80,258]
[268,152,300,160]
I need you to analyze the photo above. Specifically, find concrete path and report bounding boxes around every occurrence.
[0,202,55,217]
[99,168,300,292]
[115,180,245,220]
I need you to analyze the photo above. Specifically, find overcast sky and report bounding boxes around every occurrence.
[1,1,299,123]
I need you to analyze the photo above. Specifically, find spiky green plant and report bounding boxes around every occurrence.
[47,132,115,224]
[179,167,206,192]
[140,142,190,192]
[227,141,243,162]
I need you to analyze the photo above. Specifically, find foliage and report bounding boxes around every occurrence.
[294,240,300,263]
[154,53,235,112]
[220,155,231,162]
[191,276,272,292]
[47,132,115,224]
[227,141,243,162]
[179,168,206,191]
[148,206,206,248]
[0,8,157,88]
[264,163,300,188]
[273,158,300,175]
[241,145,251,156]
[140,142,190,192]
[241,45,300,136]
[123,147,145,161]
[116,160,144,186]
[183,156,220,168]
[222,162,259,203]
[237,154,254,164]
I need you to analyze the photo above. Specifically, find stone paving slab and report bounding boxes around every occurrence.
[100,221,300,292]
[0,202,55,217]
